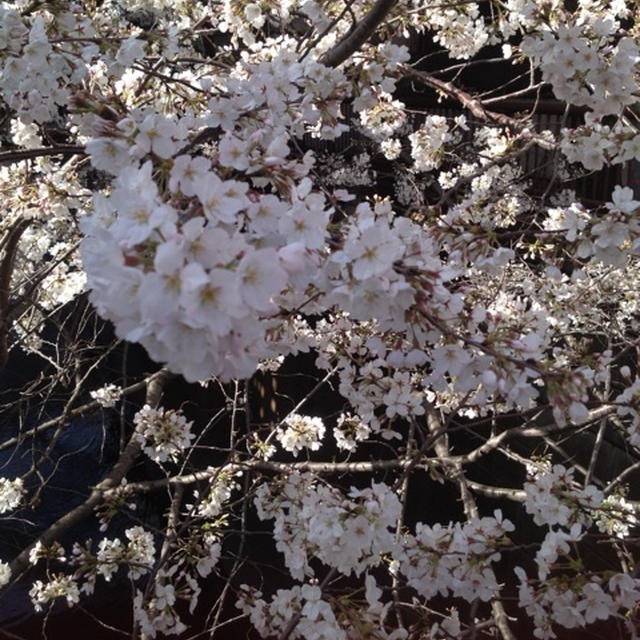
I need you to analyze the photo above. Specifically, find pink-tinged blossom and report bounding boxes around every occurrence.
[247,194,289,237]
[345,223,403,280]
[609,185,640,215]
[278,200,329,250]
[85,137,132,175]
[194,174,248,225]
[206,96,239,130]
[134,114,179,159]
[237,247,288,313]
[609,573,640,610]
[218,134,250,171]
[535,525,583,580]
[169,155,211,197]
[577,583,615,624]
[180,266,242,333]
[181,221,241,270]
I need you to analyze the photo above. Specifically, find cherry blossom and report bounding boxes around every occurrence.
[1,0,640,638]
[0,477,25,514]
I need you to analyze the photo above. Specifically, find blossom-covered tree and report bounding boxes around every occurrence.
[0,0,640,637]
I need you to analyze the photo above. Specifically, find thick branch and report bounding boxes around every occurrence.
[0,219,30,369]
[465,480,526,502]
[0,145,85,166]
[110,458,417,494]
[320,0,397,68]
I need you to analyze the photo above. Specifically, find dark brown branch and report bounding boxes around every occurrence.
[0,219,30,369]
[403,65,513,125]
[402,65,556,149]
[320,0,398,68]
[0,145,85,166]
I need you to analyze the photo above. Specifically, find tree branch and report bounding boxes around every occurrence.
[425,405,517,640]
[0,219,30,369]
[109,458,418,494]
[401,65,556,150]
[0,145,85,166]
[4,368,172,587]
[320,0,398,68]
[0,377,151,453]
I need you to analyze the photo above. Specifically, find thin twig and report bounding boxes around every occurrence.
[5,368,172,586]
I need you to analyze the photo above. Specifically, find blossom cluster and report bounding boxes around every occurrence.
[29,574,80,612]
[191,470,238,519]
[404,0,488,59]
[81,135,329,381]
[543,185,640,267]
[28,540,66,566]
[134,405,195,464]
[237,583,346,640]
[90,383,123,408]
[276,413,326,457]
[134,582,186,639]
[27,525,157,606]
[523,464,604,529]
[561,116,640,171]
[254,473,402,579]
[398,512,515,603]
[359,92,407,140]
[134,525,221,636]
[0,477,25,514]
[522,26,639,118]
[0,11,82,124]
[515,566,640,639]
[408,115,451,173]
[595,494,638,539]
[333,412,370,451]
[94,526,156,582]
